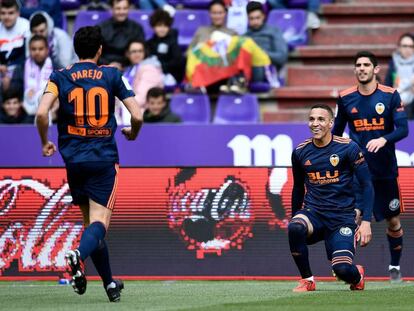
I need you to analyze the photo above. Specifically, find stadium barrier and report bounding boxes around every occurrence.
[1,167,414,279]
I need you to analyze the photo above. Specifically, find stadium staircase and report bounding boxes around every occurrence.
[262,0,414,122]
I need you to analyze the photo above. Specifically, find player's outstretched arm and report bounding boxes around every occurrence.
[36,92,57,157]
[121,96,143,141]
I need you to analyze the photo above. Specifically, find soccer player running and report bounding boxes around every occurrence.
[289,104,373,292]
[36,26,143,302]
[333,51,409,283]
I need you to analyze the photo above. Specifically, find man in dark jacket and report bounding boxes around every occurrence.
[144,87,181,123]
[99,0,144,67]
[244,1,288,83]
[147,9,184,84]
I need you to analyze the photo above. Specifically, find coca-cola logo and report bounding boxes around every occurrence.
[167,169,254,259]
[0,178,82,274]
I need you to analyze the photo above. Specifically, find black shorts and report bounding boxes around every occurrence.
[355,178,403,222]
[66,161,119,210]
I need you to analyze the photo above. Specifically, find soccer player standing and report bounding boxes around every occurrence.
[333,51,409,282]
[289,104,373,292]
[36,26,143,302]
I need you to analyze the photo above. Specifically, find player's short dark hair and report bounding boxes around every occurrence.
[354,51,378,67]
[310,104,334,119]
[30,13,47,30]
[246,1,264,15]
[150,9,173,28]
[208,0,226,11]
[398,32,414,45]
[109,0,131,6]
[29,34,48,47]
[3,87,22,103]
[1,0,19,10]
[74,26,103,60]
[146,87,166,101]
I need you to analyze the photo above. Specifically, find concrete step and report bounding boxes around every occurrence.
[293,44,394,65]
[311,23,414,45]
[273,86,342,108]
[286,64,388,86]
[322,3,414,23]
[262,109,310,123]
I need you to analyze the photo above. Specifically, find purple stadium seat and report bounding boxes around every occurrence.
[213,94,260,124]
[73,10,111,34]
[60,13,68,31]
[172,10,210,49]
[170,94,211,123]
[129,10,153,40]
[249,82,271,93]
[267,9,308,49]
[182,0,211,9]
[61,0,81,10]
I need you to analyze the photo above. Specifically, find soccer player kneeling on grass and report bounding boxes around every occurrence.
[289,104,373,292]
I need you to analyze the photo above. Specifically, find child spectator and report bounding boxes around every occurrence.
[121,39,163,122]
[0,87,33,124]
[143,87,181,123]
[147,9,184,85]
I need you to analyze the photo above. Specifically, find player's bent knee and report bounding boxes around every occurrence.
[288,221,307,239]
[332,263,353,280]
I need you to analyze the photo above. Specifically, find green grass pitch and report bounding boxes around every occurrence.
[1,281,414,310]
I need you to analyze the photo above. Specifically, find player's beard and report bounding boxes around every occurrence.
[357,72,375,85]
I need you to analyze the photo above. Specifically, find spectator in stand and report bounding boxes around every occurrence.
[267,0,321,29]
[29,12,77,69]
[99,0,145,68]
[12,35,53,117]
[186,0,271,93]
[139,0,176,17]
[189,0,237,49]
[147,9,184,86]
[385,33,414,119]
[0,0,30,99]
[245,1,287,85]
[19,0,63,29]
[121,39,163,121]
[0,87,33,124]
[143,87,181,123]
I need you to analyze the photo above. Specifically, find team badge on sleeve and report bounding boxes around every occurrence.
[375,102,385,115]
[330,154,340,167]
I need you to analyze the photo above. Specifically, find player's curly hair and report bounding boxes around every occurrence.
[74,26,103,60]
[150,9,173,28]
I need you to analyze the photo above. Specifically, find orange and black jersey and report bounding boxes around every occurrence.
[45,61,135,163]
[291,136,373,222]
[333,84,408,180]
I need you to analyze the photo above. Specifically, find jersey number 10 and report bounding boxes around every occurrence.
[69,87,109,128]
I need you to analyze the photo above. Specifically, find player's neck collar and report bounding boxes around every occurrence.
[358,82,378,96]
[312,135,332,148]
